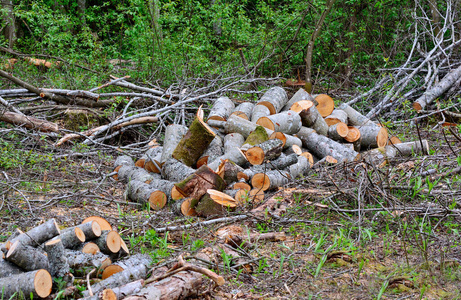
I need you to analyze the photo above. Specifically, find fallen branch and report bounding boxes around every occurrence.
[0,111,59,132]
[154,215,248,233]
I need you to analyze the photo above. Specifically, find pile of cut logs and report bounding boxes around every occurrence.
[0,216,227,299]
[114,87,430,216]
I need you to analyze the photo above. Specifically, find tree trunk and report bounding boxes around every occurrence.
[77,0,86,25]
[0,256,24,278]
[44,239,70,278]
[0,269,52,298]
[6,241,49,271]
[162,158,195,182]
[1,0,16,48]
[327,122,349,141]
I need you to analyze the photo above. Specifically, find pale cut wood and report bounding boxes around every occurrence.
[67,220,102,241]
[284,144,302,155]
[231,102,254,120]
[6,240,49,271]
[283,87,314,111]
[257,87,288,114]
[250,104,271,122]
[390,140,429,156]
[143,151,163,173]
[6,219,60,250]
[207,96,235,121]
[344,126,361,142]
[162,158,195,182]
[82,216,112,231]
[197,135,223,167]
[207,189,238,207]
[0,269,52,298]
[256,110,302,134]
[291,100,328,135]
[325,109,348,126]
[175,165,225,201]
[269,131,287,147]
[252,170,290,191]
[207,148,247,171]
[173,197,198,216]
[314,155,338,167]
[44,239,69,278]
[171,186,184,200]
[195,192,235,217]
[80,242,100,254]
[328,122,349,141]
[245,139,284,165]
[300,152,315,167]
[126,180,167,210]
[358,126,388,149]
[314,94,335,117]
[388,136,402,145]
[135,147,162,168]
[51,227,86,249]
[93,231,121,254]
[296,127,359,162]
[160,124,188,163]
[102,254,151,280]
[249,189,265,204]
[223,133,245,154]
[233,181,251,191]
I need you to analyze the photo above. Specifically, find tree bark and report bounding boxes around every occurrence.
[250,104,271,122]
[207,96,235,122]
[6,241,49,271]
[65,250,111,270]
[174,165,225,201]
[102,254,151,280]
[197,135,223,167]
[223,133,245,154]
[207,148,247,171]
[231,102,254,120]
[251,170,290,191]
[245,139,284,165]
[0,256,24,278]
[1,0,16,48]
[160,124,188,163]
[256,87,288,114]
[2,219,60,252]
[0,269,52,298]
[162,158,195,182]
[325,108,348,126]
[327,122,349,141]
[291,100,328,135]
[44,239,70,278]
[0,111,59,132]
[282,88,314,111]
[126,180,168,210]
[256,110,302,134]
[50,227,86,249]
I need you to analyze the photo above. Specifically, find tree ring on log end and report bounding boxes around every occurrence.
[251,173,270,191]
[34,269,53,298]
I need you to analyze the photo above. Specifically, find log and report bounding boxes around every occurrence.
[338,103,379,127]
[257,87,288,114]
[231,102,254,120]
[142,147,163,173]
[173,197,198,216]
[148,179,175,197]
[84,280,144,300]
[358,125,388,149]
[162,158,195,182]
[197,135,223,167]
[413,63,461,111]
[268,153,298,169]
[359,147,397,167]
[102,254,151,280]
[117,165,160,183]
[82,216,112,231]
[344,126,361,142]
[327,122,349,141]
[314,155,338,167]
[250,104,271,122]
[225,115,302,149]
[79,242,100,255]
[248,188,265,204]
[81,262,149,298]
[313,94,335,117]
[388,136,402,145]
[237,165,266,181]
[300,152,315,167]
[93,231,121,254]
[241,125,269,150]
[174,165,225,201]
[296,127,359,163]
[245,139,284,165]
[282,87,314,111]
[390,140,429,156]
[0,111,59,132]
[251,170,290,191]
[51,226,86,249]
[217,160,245,185]
[0,269,52,298]
[126,180,168,210]
[171,186,184,200]
[292,100,328,135]
[207,96,235,122]
[44,239,69,278]
[256,110,302,134]
[65,250,111,270]
[113,155,134,180]
[232,179,251,191]
[160,124,188,163]
[6,241,49,271]
[207,148,247,171]
[5,219,60,250]
[65,221,102,241]
[289,155,310,179]
[223,133,245,154]
[0,256,24,278]
[172,109,216,167]
[269,131,287,147]
[324,109,348,126]
[195,191,237,217]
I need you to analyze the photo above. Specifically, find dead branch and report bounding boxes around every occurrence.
[0,111,59,132]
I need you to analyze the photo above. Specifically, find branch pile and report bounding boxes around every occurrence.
[113,87,430,217]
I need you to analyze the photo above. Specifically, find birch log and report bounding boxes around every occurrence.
[250,104,271,122]
[207,96,235,121]
[268,153,298,169]
[4,219,60,250]
[245,139,284,165]
[0,269,52,299]
[93,230,121,254]
[143,147,164,173]
[327,122,349,141]
[231,102,254,120]
[358,125,388,149]
[257,87,288,114]
[290,100,328,135]
[289,155,310,179]
[0,256,24,277]
[113,155,134,180]
[256,110,302,134]
[65,250,111,270]
[51,226,86,249]
[282,87,314,111]
[63,221,101,241]
[251,170,290,191]
[102,254,152,280]
[135,147,162,168]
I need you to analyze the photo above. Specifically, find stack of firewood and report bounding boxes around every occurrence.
[114,87,430,216]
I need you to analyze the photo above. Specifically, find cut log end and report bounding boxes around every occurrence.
[290,100,314,113]
[231,111,249,120]
[245,147,264,165]
[180,198,198,216]
[83,216,112,231]
[148,191,167,211]
[345,126,361,142]
[388,136,402,145]
[258,101,277,115]
[106,231,122,253]
[249,189,265,204]
[413,102,423,111]
[300,152,314,167]
[335,122,349,138]
[207,189,238,208]
[34,269,53,298]
[171,186,184,200]
[75,227,86,243]
[102,265,124,280]
[376,127,389,148]
[233,182,251,191]
[256,117,275,130]
[82,242,100,255]
[251,173,270,191]
[314,94,335,117]
[269,132,287,147]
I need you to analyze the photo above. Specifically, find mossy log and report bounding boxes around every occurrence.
[208,148,247,171]
[64,220,102,241]
[0,256,24,278]
[102,254,152,280]
[291,100,328,135]
[313,94,335,117]
[257,87,288,114]
[65,250,111,270]
[245,139,284,165]
[217,160,245,185]
[358,125,389,149]
[225,115,302,149]
[93,230,121,255]
[241,125,269,151]
[231,102,254,120]
[162,158,195,182]
[256,110,302,135]
[173,197,199,216]
[6,241,49,271]
[195,193,235,217]
[282,87,314,111]
[5,219,60,251]
[172,114,216,167]
[0,269,52,299]
[175,165,225,201]
[160,124,188,163]
[197,135,223,167]
[44,239,69,278]
[223,133,245,154]
[251,170,290,191]
[250,104,271,122]
[126,180,168,210]
[81,262,149,298]
[289,155,310,179]
[268,153,298,169]
[325,109,348,126]
[207,96,235,122]
[50,226,86,249]
[327,122,349,141]
[296,127,359,163]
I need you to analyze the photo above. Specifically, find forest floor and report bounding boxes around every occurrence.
[1,119,461,300]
